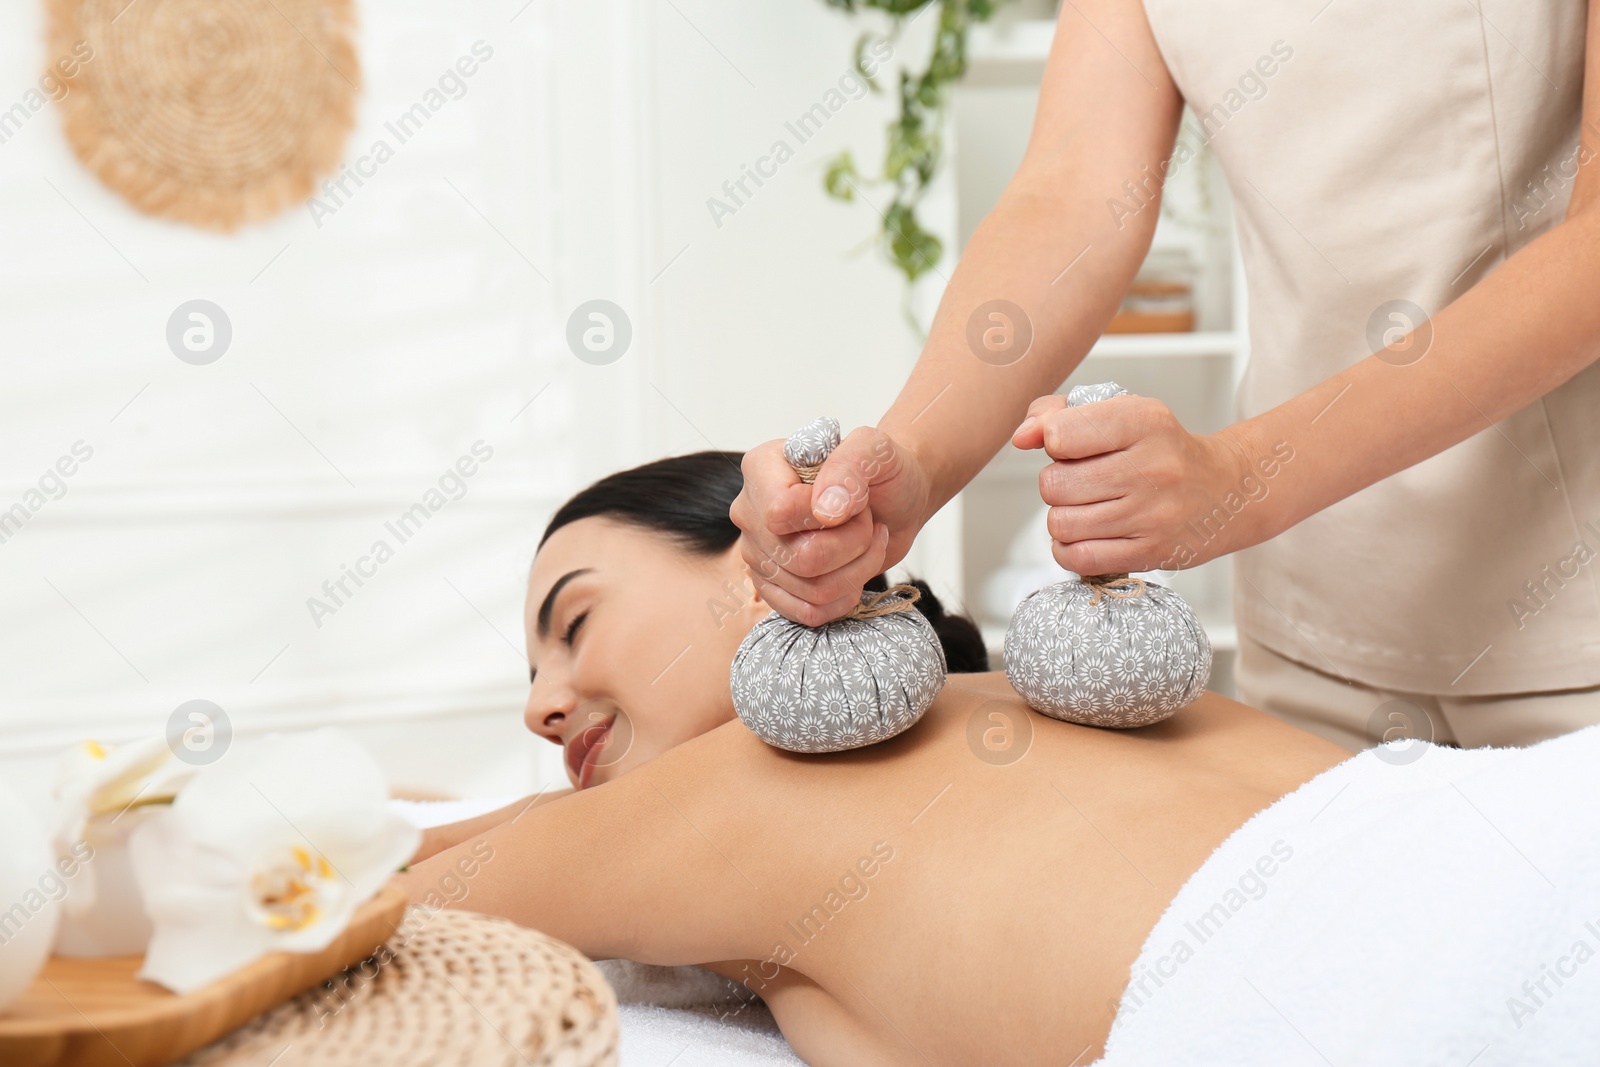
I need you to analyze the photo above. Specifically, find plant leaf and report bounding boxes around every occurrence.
[824,151,860,200]
[820,0,1021,287]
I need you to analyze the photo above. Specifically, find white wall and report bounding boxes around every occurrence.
[0,1,944,816]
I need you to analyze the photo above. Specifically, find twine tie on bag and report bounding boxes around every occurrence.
[1082,572,1147,606]
[850,583,921,619]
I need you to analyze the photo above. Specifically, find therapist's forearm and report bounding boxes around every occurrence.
[1232,202,1600,544]
[869,0,1184,535]
[877,173,1160,523]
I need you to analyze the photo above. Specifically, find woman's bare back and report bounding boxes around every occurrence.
[402,673,1348,1066]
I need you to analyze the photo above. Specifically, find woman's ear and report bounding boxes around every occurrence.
[738,571,769,625]
[740,565,775,624]
[713,544,770,631]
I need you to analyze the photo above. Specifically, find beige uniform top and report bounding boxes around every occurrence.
[1140,0,1600,695]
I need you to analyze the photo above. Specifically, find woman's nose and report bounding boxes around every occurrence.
[524,675,576,741]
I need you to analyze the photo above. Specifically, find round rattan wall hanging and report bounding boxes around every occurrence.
[47,0,360,231]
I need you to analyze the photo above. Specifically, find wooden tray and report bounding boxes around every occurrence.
[1105,309,1195,334]
[0,886,408,1067]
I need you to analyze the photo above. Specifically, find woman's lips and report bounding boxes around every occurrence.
[568,718,614,789]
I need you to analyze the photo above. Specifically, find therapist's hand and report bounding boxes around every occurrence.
[1012,393,1267,575]
[730,426,933,627]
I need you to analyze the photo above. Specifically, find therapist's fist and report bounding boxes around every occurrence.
[1012,392,1263,575]
[730,426,932,627]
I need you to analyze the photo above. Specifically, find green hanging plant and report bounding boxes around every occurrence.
[820,0,1015,285]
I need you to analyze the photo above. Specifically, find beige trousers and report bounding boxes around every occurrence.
[1234,631,1600,753]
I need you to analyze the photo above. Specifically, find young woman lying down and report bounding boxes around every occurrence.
[397,452,1600,1067]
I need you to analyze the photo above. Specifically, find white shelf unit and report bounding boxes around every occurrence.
[1087,331,1238,359]
[950,12,1248,697]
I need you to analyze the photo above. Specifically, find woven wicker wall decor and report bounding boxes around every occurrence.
[47,0,361,231]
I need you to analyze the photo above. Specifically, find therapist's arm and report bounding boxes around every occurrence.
[876,0,1185,515]
[730,0,1185,625]
[1020,0,1600,576]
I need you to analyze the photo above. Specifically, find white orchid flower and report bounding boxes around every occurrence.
[53,735,192,850]
[51,735,196,933]
[128,726,419,994]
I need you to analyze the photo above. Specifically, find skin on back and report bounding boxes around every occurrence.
[400,672,1349,1067]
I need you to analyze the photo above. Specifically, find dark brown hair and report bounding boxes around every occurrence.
[540,451,989,672]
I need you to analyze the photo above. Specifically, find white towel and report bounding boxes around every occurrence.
[389,795,514,828]
[1095,723,1600,1066]
[612,999,803,1067]
[595,957,802,1065]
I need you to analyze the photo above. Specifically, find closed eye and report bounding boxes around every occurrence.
[530,609,590,685]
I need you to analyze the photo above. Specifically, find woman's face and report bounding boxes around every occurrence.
[524,516,768,790]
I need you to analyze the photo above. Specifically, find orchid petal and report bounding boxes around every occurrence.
[128,727,418,994]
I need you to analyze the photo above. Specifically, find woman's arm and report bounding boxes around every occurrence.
[394,722,771,965]
[1018,0,1600,576]
[407,787,572,865]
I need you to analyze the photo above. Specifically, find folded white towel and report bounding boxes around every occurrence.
[1095,724,1600,1066]
[596,957,804,1064]
[612,1002,803,1066]
[593,958,753,1011]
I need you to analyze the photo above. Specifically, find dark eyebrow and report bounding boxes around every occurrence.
[536,568,593,642]
[530,568,594,685]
